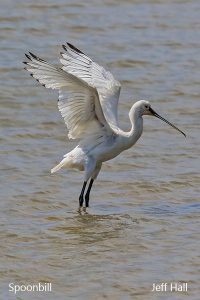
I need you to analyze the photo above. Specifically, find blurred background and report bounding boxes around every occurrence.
[0,0,199,299]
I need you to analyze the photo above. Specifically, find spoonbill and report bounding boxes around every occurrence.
[24,42,186,208]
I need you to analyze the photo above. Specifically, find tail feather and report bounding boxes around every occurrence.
[51,158,68,174]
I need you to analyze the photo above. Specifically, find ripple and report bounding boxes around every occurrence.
[1,0,200,298]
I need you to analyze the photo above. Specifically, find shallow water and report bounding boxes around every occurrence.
[0,0,200,299]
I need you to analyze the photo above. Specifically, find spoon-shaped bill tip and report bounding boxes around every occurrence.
[149,107,186,137]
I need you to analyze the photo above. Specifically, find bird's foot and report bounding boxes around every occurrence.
[77,206,88,215]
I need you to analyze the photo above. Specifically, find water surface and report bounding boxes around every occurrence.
[0,0,199,299]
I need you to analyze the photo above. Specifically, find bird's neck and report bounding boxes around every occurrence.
[122,108,143,149]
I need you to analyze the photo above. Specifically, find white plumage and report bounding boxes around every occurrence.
[24,42,185,208]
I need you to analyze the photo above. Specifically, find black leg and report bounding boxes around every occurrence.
[85,179,94,207]
[79,181,87,207]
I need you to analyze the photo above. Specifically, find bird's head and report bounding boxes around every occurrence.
[134,100,186,137]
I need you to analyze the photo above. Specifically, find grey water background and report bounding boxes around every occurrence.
[0,0,199,299]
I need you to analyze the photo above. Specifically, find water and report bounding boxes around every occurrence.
[0,0,199,299]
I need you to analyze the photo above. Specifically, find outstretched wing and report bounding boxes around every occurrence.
[60,43,121,132]
[24,52,107,139]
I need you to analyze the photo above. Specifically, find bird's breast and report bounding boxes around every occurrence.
[92,135,126,163]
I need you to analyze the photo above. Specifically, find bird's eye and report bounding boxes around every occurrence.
[145,105,148,109]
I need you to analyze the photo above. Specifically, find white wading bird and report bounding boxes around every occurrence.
[24,43,186,208]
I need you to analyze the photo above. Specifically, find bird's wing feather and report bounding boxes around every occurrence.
[24,52,108,139]
[60,43,121,133]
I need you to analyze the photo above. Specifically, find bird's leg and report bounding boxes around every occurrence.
[79,181,87,207]
[85,179,94,208]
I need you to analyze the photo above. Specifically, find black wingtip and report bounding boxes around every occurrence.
[62,44,67,51]
[66,42,84,54]
[28,52,47,63]
[25,53,31,60]
[29,52,38,59]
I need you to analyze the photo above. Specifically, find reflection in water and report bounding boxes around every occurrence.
[1,0,200,299]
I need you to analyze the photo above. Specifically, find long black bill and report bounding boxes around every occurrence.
[149,107,186,137]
